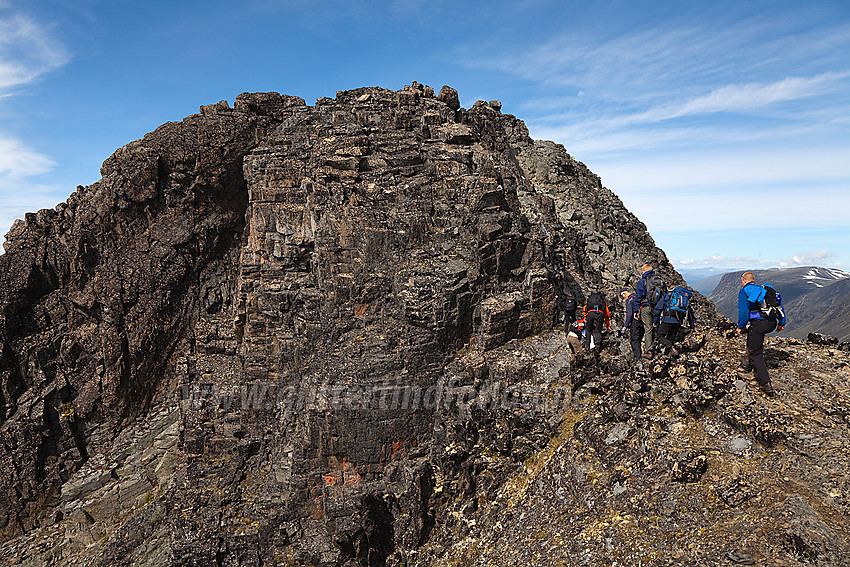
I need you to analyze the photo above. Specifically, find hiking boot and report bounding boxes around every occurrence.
[760,383,776,397]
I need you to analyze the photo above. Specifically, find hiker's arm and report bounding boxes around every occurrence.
[634,279,645,303]
[736,288,749,330]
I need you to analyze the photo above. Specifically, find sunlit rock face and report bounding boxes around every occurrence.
[4,84,848,567]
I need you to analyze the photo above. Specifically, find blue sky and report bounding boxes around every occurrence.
[1,0,848,271]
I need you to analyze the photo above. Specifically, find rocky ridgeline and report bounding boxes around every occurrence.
[1,83,848,566]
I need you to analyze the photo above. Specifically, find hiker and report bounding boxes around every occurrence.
[566,317,586,356]
[562,291,578,327]
[653,284,695,357]
[634,264,663,358]
[620,290,643,361]
[736,272,786,397]
[582,290,610,351]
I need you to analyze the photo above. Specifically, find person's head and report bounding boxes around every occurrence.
[641,263,652,275]
[621,291,630,300]
[741,272,755,287]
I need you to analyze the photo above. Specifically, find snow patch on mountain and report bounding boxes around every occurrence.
[803,267,849,287]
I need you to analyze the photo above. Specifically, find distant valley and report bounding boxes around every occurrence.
[678,267,727,295]
[705,266,850,341]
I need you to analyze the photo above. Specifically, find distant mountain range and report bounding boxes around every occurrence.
[678,267,727,295]
[707,266,850,340]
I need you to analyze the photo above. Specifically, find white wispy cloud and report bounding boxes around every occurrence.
[478,13,850,104]
[0,138,61,242]
[0,8,69,246]
[476,14,850,161]
[594,146,850,193]
[595,72,849,130]
[490,26,720,95]
[0,13,68,90]
[675,250,839,270]
[531,121,817,156]
[664,73,848,118]
[0,136,54,178]
[488,19,850,260]
[786,250,834,266]
[525,71,850,157]
[680,255,763,269]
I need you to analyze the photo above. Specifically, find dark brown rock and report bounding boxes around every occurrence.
[437,85,460,111]
[808,332,839,345]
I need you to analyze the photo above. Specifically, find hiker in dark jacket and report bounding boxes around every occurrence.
[620,290,643,361]
[653,285,695,357]
[634,264,659,357]
[562,291,578,327]
[737,272,786,397]
[582,291,610,351]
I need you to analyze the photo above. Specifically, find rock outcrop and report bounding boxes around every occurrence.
[1,83,848,567]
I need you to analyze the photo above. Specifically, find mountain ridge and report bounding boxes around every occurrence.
[1,83,848,566]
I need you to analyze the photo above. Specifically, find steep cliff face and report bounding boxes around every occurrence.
[2,84,847,567]
[0,95,281,537]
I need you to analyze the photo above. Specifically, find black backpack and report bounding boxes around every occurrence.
[647,274,665,308]
[759,284,785,321]
[586,291,605,312]
[563,294,577,312]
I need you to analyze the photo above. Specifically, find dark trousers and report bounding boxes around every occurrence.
[629,320,644,360]
[747,318,777,387]
[657,322,682,350]
[583,311,604,350]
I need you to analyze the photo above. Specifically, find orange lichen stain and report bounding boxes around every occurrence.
[391,439,408,460]
[322,458,362,486]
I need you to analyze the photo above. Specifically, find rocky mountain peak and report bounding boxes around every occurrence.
[1,84,847,566]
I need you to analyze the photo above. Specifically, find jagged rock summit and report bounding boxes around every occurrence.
[1,83,849,566]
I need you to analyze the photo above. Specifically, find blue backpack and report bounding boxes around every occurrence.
[665,286,692,322]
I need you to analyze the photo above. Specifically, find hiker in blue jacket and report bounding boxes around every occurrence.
[620,290,643,361]
[634,264,660,358]
[736,272,786,397]
[652,285,695,357]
